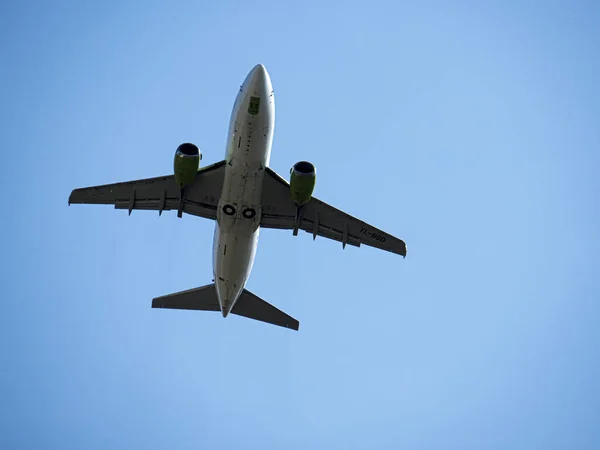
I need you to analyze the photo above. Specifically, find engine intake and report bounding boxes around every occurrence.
[289,161,316,206]
[174,143,202,188]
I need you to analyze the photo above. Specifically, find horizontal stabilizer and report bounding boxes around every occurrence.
[152,283,220,311]
[232,289,299,330]
[152,284,299,331]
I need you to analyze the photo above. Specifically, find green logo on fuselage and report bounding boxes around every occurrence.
[248,96,260,115]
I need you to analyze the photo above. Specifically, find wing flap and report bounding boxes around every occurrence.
[302,222,362,248]
[114,198,180,211]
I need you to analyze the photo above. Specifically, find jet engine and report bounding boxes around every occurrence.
[289,161,316,206]
[174,143,202,188]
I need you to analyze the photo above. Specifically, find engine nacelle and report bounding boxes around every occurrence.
[174,143,201,188]
[289,161,316,206]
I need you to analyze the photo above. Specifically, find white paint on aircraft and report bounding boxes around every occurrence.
[212,64,275,316]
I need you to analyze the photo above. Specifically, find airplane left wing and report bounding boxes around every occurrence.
[260,167,407,257]
[68,160,226,219]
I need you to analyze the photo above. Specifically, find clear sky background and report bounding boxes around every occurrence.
[1,1,599,449]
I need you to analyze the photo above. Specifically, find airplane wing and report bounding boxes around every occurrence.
[68,160,226,219]
[260,167,407,257]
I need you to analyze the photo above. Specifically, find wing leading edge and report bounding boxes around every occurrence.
[68,160,227,219]
[260,167,407,257]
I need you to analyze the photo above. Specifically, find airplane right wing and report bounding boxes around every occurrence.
[68,160,227,219]
[260,167,407,257]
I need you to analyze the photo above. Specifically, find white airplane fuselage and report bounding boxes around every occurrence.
[212,64,274,317]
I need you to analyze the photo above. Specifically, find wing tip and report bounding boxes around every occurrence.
[151,296,172,309]
[68,188,83,206]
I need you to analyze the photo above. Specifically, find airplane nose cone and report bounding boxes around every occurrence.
[251,63,267,80]
[248,63,271,95]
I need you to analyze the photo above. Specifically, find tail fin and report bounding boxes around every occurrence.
[152,284,299,331]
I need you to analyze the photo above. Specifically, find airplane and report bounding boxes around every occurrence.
[68,64,407,331]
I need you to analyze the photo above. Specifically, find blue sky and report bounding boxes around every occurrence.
[1,1,599,448]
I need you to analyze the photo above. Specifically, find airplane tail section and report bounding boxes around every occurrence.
[152,284,299,331]
[152,283,221,312]
[231,288,299,331]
